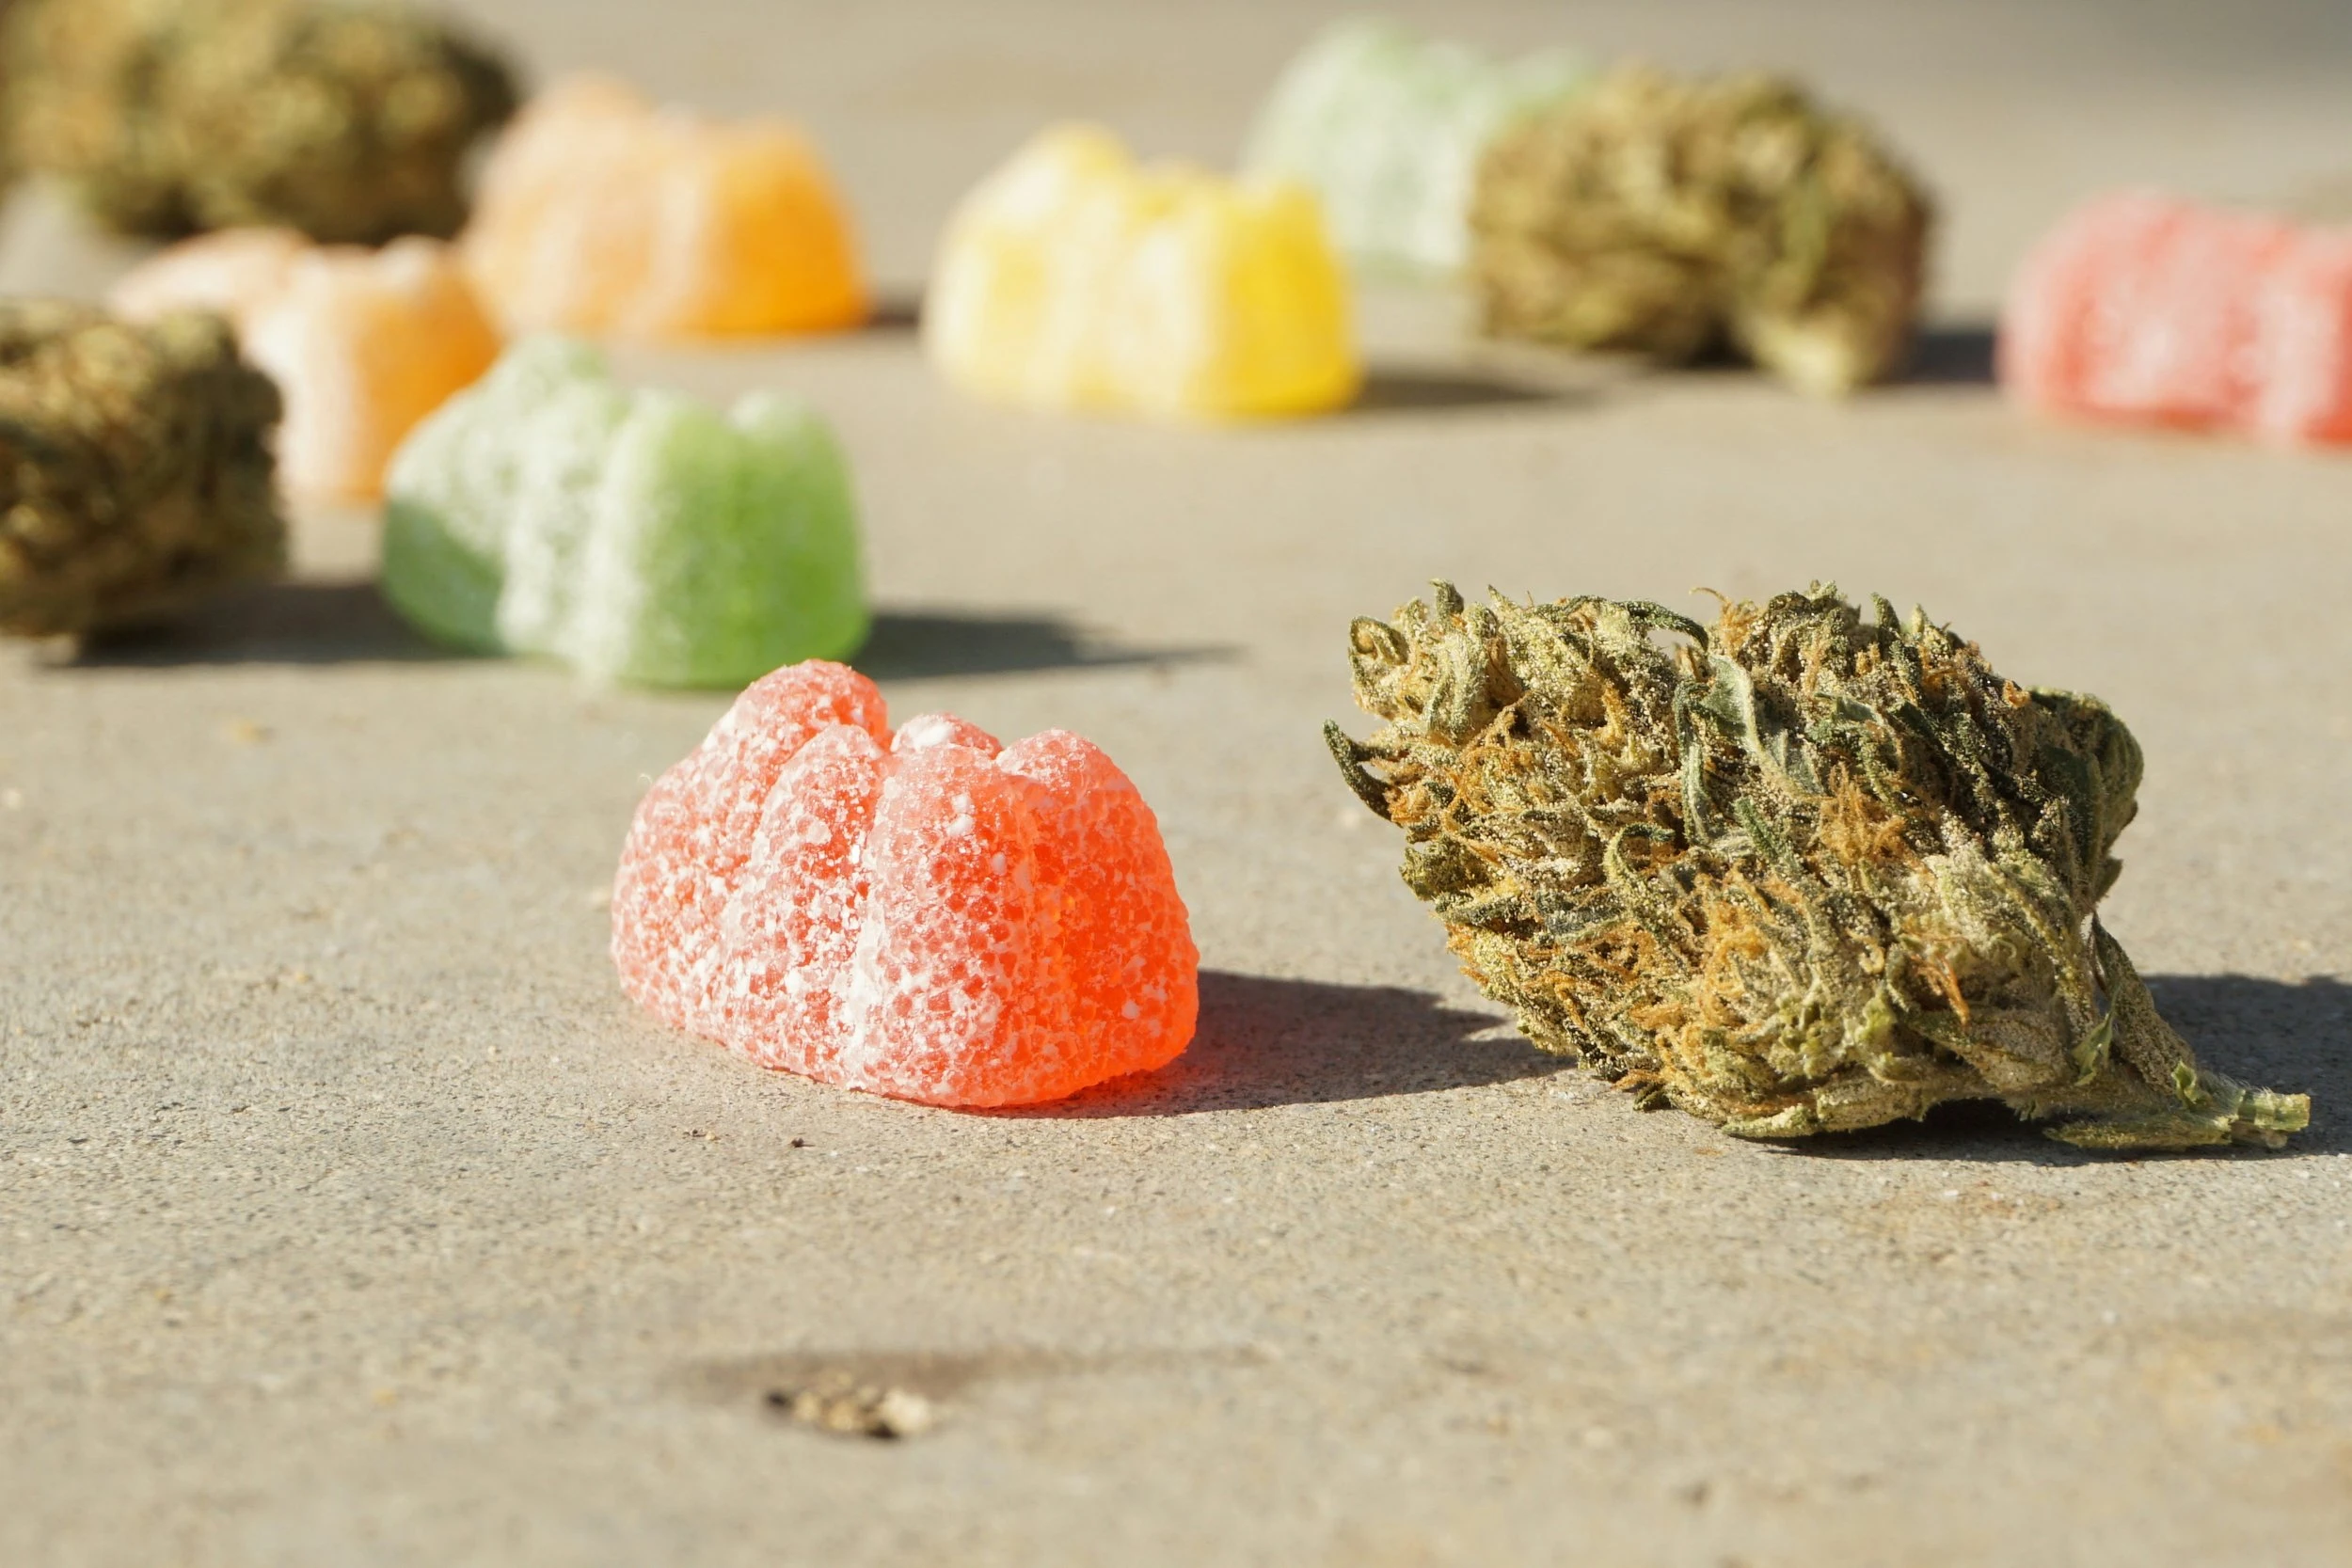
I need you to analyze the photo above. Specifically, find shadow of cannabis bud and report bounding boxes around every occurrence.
[6,0,518,243]
[0,301,285,638]
[1326,584,2309,1150]
[1470,66,1931,396]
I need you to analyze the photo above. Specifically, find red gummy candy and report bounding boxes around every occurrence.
[2083,205,2291,425]
[2000,194,2183,413]
[2000,192,2352,444]
[2249,231,2352,444]
[611,661,1199,1107]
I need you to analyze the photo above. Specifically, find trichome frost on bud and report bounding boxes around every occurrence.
[5,0,519,243]
[1327,583,2309,1150]
[0,300,286,638]
[1470,65,1933,396]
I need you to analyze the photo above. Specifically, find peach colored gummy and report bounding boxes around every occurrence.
[610,661,1199,1107]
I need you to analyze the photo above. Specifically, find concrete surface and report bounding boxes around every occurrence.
[4,3,2351,1564]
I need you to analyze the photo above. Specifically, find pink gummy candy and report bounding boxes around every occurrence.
[611,661,1200,1107]
[2000,192,2352,443]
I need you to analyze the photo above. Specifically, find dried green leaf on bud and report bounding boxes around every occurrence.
[5,0,518,243]
[1328,583,2309,1150]
[0,300,286,637]
[1470,66,1932,396]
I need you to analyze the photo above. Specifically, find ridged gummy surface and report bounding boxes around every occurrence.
[611,662,1199,1108]
[464,74,867,339]
[2000,193,2352,443]
[109,229,501,499]
[380,338,867,686]
[924,124,1361,420]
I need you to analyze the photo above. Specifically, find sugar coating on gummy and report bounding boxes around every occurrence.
[2251,231,2352,443]
[381,339,866,687]
[111,229,501,499]
[612,661,1200,1108]
[463,75,868,340]
[2001,193,2352,444]
[925,124,1361,420]
[1244,19,1587,277]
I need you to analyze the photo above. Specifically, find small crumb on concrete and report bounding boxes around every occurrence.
[764,1372,938,1439]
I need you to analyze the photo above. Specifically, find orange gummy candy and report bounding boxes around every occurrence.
[110,229,501,499]
[464,75,867,340]
[611,662,1199,1108]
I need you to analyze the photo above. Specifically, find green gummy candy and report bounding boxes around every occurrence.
[382,339,867,687]
[1244,19,1587,277]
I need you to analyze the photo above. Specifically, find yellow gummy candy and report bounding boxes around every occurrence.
[463,75,867,341]
[111,229,501,500]
[925,125,1361,419]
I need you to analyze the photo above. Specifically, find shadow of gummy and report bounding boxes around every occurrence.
[57,590,1221,681]
[853,610,1228,681]
[65,578,453,668]
[1779,974,2347,1164]
[1901,322,1999,387]
[861,290,924,334]
[1349,364,1583,414]
[1002,969,1565,1118]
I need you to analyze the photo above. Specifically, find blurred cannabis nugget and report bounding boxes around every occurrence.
[1327,584,2308,1149]
[0,301,285,637]
[6,0,517,242]
[1470,66,1931,396]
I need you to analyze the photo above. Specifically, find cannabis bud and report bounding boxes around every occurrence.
[5,0,518,243]
[0,300,286,638]
[1327,584,2309,1150]
[1470,66,1932,396]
